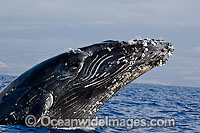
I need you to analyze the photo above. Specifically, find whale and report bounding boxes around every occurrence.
[0,39,173,128]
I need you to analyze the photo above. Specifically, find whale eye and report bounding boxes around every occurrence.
[69,62,80,72]
[72,62,79,67]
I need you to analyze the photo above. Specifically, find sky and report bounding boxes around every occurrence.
[0,0,199,87]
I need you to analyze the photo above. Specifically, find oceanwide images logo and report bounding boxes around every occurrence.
[25,115,176,129]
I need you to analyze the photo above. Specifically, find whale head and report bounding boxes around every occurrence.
[0,39,174,128]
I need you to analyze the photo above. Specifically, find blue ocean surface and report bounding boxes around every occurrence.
[0,75,199,132]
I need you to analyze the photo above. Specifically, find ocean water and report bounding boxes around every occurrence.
[0,75,199,132]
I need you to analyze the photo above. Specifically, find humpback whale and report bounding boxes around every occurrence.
[0,39,173,128]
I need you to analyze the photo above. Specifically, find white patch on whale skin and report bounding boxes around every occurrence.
[68,48,82,54]
[143,40,148,46]
[168,51,173,56]
[84,81,99,88]
[123,59,128,63]
[129,61,134,66]
[96,101,103,105]
[44,75,55,82]
[142,53,145,58]
[66,48,93,57]
[157,60,163,66]
[77,62,84,73]
[106,47,112,52]
[128,40,137,45]
[87,51,93,56]
[44,93,54,111]
[10,111,16,120]
[118,56,125,61]
[152,41,157,46]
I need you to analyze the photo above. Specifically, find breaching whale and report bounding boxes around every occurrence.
[0,39,173,128]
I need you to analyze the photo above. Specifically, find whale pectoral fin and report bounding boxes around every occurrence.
[26,92,54,116]
[15,90,54,122]
[0,88,54,125]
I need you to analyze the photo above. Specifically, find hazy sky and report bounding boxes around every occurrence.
[0,0,199,87]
